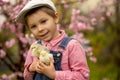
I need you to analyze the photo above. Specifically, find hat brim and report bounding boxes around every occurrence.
[16,4,55,25]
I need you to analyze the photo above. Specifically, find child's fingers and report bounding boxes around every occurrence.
[50,57,54,63]
[36,66,42,73]
[38,60,46,67]
[36,61,45,73]
[49,59,54,67]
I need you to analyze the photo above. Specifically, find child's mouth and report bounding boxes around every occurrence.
[40,31,49,38]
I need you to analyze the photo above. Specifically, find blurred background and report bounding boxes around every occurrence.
[0,0,120,80]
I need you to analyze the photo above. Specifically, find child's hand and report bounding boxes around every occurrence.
[29,58,55,79]
[38,59,55,79]
[29,59,40,72]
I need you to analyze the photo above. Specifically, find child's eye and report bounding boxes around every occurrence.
[40,20,47,24]
[30,25,36,29]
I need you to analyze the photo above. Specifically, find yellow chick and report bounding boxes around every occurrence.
[30,43,53,65]
[30,43,43,57]
[39,50,53,65]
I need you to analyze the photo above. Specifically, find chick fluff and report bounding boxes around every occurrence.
[30,43,53,65]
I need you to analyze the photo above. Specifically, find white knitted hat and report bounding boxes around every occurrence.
[16,0,56,24]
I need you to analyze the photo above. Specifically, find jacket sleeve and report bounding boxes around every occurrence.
[55,40,90,80]
[23,50,34,80]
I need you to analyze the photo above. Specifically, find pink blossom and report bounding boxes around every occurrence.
[99,16,105,22]
[90,8,106,18]
[5,38,16,48]
[2,0,9,3]
[9,24,16,33]
[0,0,5,6]
[64,3,69,8]
[69,22,78,32]
[90,56,97,63]
[61,0,69,8]
[72,33,90,45]
[72,33,84,38]
[72,33,85,43]
[23,50,28,58]
[102,0,114,6]
[86,52,93,56]
[106,11,112,17]
[69,9,91,32]
[25,34,35,45]
[1,21,17,33]
[8,73,16,80]
[72,9,80,19]
[86,24,94,31]
[1,0,28,19]
[69,22,88,32]
[85,47,92,53]
[79,38,89,44]
[15,23,23,32]
[1,74,8,79]
[77,22,87,31]
[12,5,25,19]
[1,21,9,29]
[79,16,89,23]
[91,18,97,25]
[19,36,27,44]
[89,10,99,18]
[0,49,6,58]
[83,39,90,44]
[78,0,87,2]
[17,32,27,44]
[16,72,23,77]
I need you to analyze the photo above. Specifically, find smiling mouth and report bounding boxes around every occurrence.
[40,31,49,37]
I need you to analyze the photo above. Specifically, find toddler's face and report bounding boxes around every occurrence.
[26,9,59,42]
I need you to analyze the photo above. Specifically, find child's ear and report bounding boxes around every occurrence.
[54,12,59,24]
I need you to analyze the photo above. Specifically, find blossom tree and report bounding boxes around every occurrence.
[68,0,119,79]
[0,0,32,80]
[56,0,120,79]
[54,0,98,62]
[0,0,119,80]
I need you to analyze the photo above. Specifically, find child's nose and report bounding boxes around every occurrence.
[37,26,43,31]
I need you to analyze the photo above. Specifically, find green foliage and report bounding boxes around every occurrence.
[66,29,75,36]
[7,45,20,63]
[0,29,16,42]
[88,58,118,80]
[0,28,20,63]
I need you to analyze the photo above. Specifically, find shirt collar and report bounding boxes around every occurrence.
[42,29,67,47]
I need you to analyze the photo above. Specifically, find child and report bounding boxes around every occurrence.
[16,0,90,80]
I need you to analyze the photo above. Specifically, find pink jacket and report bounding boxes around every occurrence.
[24,30,90,80]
